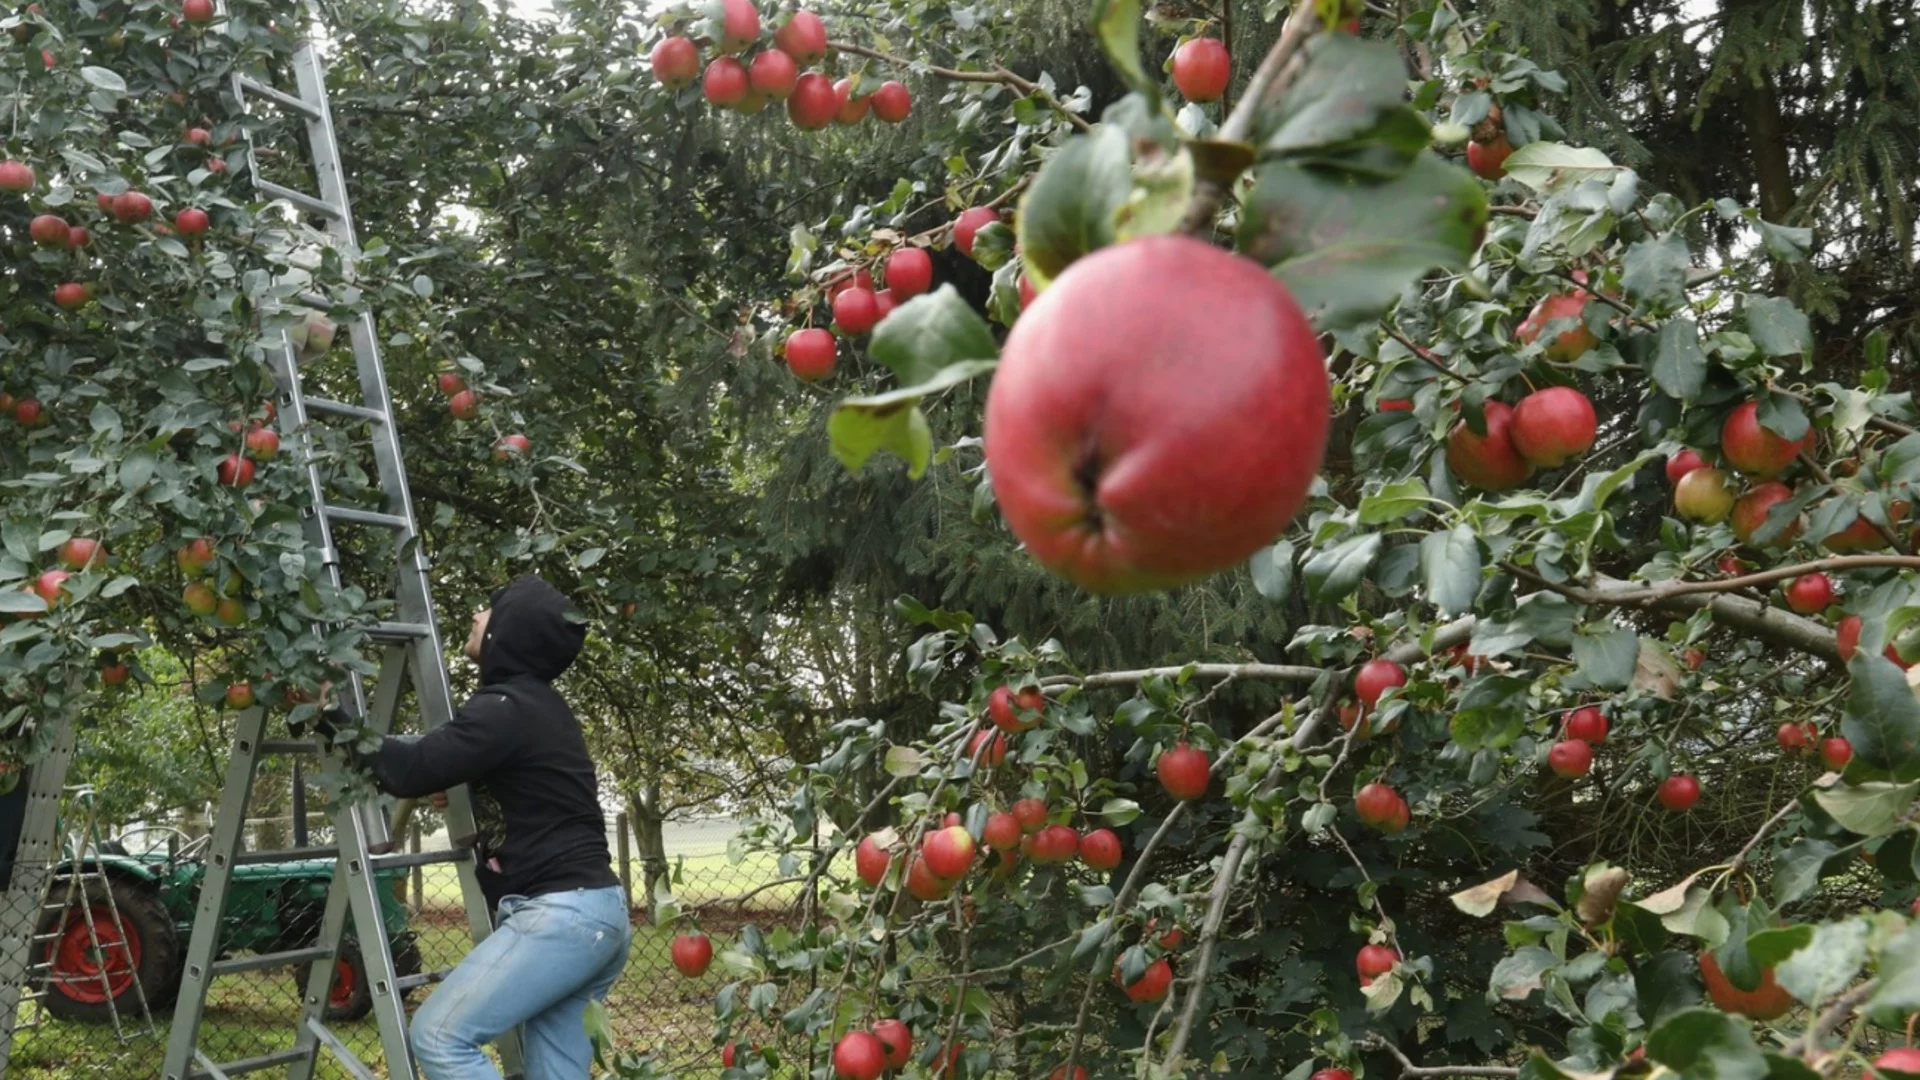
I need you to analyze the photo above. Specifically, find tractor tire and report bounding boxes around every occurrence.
[298,943,374,1023]
[34,876,181,1023]
[393,937,424,1001]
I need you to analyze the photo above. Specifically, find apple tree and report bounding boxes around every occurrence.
[607,0,1920,1078]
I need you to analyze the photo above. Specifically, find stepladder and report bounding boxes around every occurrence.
[158,18,522,1080]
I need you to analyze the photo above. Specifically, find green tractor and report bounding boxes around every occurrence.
[35,825,422,1025]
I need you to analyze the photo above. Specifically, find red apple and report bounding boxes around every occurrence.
[984,235,1327,592]
[1011,798,1048,833]
[983,812,1022,851]
[205,155,228,174]
[57,537,103,571]
[13,398,41,427]
[785,327,837,381]
[1117,956,1173,1002]
[1079,828,1122,871]
[183,0,215,23]
[1356,943,1398,986]
[748,49,798,99]
[1721,400,1811,479]
[1822,502,1907,554]
[953,207,1001,259]
[1510,387,1597,468]
[1354,659,1406,708]
[225,682,254,709]
[832,286,880,335]
[1838,614,1863,662]
[101,662,129,686]
[1784,573,1833,615]
[1656,774,1700,812]
[1698,950,1793,1020]
[869,80,911,123]
[1821,736,1853,770]
[854,835,891,887]
[111,191,153,223]
[870,1020,912,1071]
[177,538,216,578]
[216,454,255,487]
[670,933,713,977]
[1565,706,1607,744]
[54,282,90,309]
[28,214,68,246]
[1354,782,1404,830]
[702,57,750,107]
[1666,448,1708,485]
[1031,824,1080,864]
[714,0,760,53]
[788,71,838,129]
[988,684,1045,733]
[450,389,482,419]
[1051,1067,1090,1080]
[1548,739,1593,778]
[214,596,245,626]
[1379,397,1412,411]
[922,825,976,879]
[1313,1070,1356,1080]
[0,161,35,192]
[1018,274,1037,310]
[1156,742,1211,801]
[29,569,69,609]
[886,247,934,300]
[833,78,869,124]
[967,728,1008,767]
[1170,37,1230,102]
[1730,482,1800,545]
[872,289,897,322]
[1517,290,1597,362]
[650,36,699,88]
[437,371,466,395]
[1871,1049,1920,1078]
[182,582,218,616]
[773,10,827,63]
[186,126,212,145]
[1466,135,1512,180]
[174,207,210,236]
[492,434,532,461]
[66,226,91,248]
[904,854,952,901]
[1776,722,1814,752]
[1446,401,1533,491]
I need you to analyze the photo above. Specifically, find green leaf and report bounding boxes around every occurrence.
[1811,781,1920,837]
[1756,391,1811,442]
[1018,126,1131,289]
[1249,541,1294,602]
[1634,951,1702,1024]
[827,360,998,479]
[1358,478,1431,523]
[1652,318,1708,401]
[1091,0,1152,98]
[1745,296,1813,358]
[1743,925,1813,969]
[1500,142,1623,195]
[1571,626,1637,689]
[1646,1008,1766,1080]
[0,592,48,615]
[1622,233,1691,308]
[971,221,1016,271]
[81,66,128,93]
[1302,532,1382,603]
[1864,924,1920,1025]
[1115,146,1195,242]
[1771,838,1839,905]
[868,286,1000,387]
[1073,919,1115,961]
[1774,919,1866,1005]
[1756,219,1813,263]
[1239,152,1488,331]
[1258,37,1429,170]
[1842,653,1920,778]
[1420,524,1481,616]
[1488,946,1556,1001]
[1099,798,1142,825]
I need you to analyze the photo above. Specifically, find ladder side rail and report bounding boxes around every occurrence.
[0,715,81,1074]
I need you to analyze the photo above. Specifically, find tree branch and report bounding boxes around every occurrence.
[1179,4,1317,232]
[1368,1038,1520,1078]
[827,40,1092,132]
[1037,661,1325,690]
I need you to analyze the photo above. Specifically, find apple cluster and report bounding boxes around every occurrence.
[648,2,911,131]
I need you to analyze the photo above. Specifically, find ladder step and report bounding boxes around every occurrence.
[191,1046,309,1079]
[395,966,454,992]
[235,75,322,120]
[372,847,471,872]
[306,1017,381,1080]
[256,178,345,220]
[233,846,338,866]
[368,620,432,642]
[211,946,333,976]
[259,738,321,756]
[322,504,410,530]
[302,396,388,424]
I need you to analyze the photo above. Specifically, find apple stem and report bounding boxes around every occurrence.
[1178,3,1318,235]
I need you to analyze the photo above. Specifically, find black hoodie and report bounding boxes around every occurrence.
[365,575,617,906]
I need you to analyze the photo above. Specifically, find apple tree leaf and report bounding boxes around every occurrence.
[1622,233,1691,309]
[1499,142,1624,196]
[1091,0,1153,99]
[1652,318,1707,402]
[827,360,998,479]
[1811,780,1920,837]
[1302,532,1382,603]
[1842,653,1920,778]
[869,286,1000,387]
[1420,524,1481,616]
[1018,125,1131,289]
[1745,295,1813,359]
[1646,1008,1767,1080]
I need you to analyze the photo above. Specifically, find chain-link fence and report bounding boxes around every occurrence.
[3,817,793,1078]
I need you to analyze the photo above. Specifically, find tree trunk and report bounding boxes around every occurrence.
[630,783,670,926]
[1741,74,1795,222]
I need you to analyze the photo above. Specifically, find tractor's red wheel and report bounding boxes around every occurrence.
[47,903,141,1004]
[32,877,180,1023]
[330,957,358,1011]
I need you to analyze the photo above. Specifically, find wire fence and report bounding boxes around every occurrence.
[2,822,794,1079]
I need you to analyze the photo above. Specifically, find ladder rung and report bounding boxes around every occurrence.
[256,178,345,220]
[259,739,321,756]
[235,75,322,120]
[372,847,471,872]
[322,504,410,529]
[302,396,388,424]
[369,620,432,642]
[395,966,454,992]
[233,846,339,866]
[192,1046,308,1079]
[306,1017,381,1080]
[211,946,333,976]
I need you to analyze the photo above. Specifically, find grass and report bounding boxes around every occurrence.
[8,856,794,1078]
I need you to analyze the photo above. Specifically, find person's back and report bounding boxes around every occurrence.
[354,574,630,1080]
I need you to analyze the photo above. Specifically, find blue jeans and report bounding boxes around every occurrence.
[411,885,631,1080]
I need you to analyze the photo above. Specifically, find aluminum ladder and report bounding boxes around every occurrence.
[158,21,520,1080]
[0,714,83,1077]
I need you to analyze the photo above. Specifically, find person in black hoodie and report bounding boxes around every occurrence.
[334,575,630,1079]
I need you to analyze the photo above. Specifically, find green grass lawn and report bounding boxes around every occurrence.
[8,855,795,1078]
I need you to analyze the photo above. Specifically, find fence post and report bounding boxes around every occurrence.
[410,820,423,915]
[615,811,632,911]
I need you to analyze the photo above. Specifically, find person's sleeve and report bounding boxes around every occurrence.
[362,693,522,798]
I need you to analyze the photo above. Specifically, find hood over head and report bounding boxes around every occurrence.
[479,575,587,684]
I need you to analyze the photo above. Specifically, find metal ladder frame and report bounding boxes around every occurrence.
[158,19,520,1080]
[27,785,158,1044]
[0,713,82,1078]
